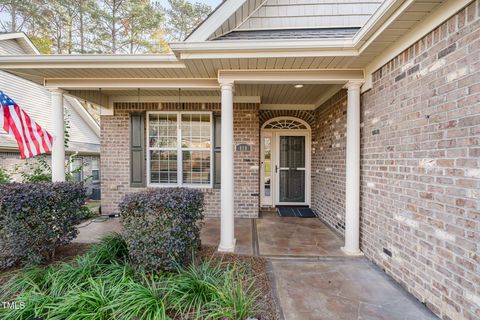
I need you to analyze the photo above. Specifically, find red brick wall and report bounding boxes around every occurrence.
[311,91,348,232]
[100,102,259,218]
[360,3,480,319]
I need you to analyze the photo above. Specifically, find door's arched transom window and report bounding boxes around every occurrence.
[260,117,311,208]
[262,117,310,130]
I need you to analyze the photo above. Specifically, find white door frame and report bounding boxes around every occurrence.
[260,117,311,207]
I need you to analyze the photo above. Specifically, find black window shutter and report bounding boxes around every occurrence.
[130,112,145,187]
[213,114,221,188]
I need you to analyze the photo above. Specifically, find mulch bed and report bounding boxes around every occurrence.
[0,243,280,319]
[197,245,280,320]
[0,243,91,286]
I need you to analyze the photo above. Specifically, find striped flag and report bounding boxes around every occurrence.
[0,91,53,159]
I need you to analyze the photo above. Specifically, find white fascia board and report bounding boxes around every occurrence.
[260,104,316,110]
[218,69,365,84]
[171,39,357,59]
[64,95,100,137]
[44,78,219,90]
[185,0,248,42]
[362,0,473,91]
[0,54,185,69]
[352,0,408,46]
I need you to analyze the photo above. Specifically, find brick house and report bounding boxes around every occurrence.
[0,1,478,319]
[0,33,101,197]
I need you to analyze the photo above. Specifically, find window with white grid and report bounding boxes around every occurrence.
[147,112,212,187]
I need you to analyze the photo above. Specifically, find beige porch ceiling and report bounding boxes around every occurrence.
[68,83,334,107]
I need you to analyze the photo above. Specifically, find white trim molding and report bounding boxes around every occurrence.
[44,78,219,90]
[0,54,184,69]
[218,69,365,85]
[64,95,100,137]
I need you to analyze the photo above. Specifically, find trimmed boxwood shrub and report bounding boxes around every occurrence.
[119,188,204,272]
[0,182,86,268]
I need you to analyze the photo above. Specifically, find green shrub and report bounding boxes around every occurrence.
[119,188,204,272]
[0,168,11,184]
[15,157,52,183]
[0,182,86,268]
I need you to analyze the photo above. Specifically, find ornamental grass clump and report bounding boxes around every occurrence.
[0,182,86,268]
[0,234,259,320]
[119,188,205,272]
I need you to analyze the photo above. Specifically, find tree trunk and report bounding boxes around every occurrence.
[11,6,17,32]
[79,2,85,53]
[68,19,73,54]
[111,0,117,54]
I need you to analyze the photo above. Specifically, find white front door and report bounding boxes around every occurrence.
[261,129,310,207]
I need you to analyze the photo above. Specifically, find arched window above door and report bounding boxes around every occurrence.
[262,117,311,130]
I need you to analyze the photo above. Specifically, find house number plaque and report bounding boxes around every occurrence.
[236,144,251,152]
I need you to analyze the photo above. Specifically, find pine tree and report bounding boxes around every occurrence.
[166,0,211,41]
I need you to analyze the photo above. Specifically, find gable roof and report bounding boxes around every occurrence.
[186,0,382,42]
[0,33,39,55]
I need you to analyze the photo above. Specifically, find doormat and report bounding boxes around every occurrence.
[277,206,317,218]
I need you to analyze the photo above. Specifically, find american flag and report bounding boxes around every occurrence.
[0,91,53,159]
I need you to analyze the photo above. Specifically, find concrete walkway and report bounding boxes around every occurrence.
[270,258,437,320]
[75,214,438,320]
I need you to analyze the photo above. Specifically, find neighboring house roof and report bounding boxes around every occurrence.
[0,32,39,55]
[213,27,361,41]
[0,34,100,155]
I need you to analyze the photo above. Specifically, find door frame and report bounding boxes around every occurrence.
[260,117,311,207]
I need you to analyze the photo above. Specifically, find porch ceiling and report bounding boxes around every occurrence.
[69,83,334,107]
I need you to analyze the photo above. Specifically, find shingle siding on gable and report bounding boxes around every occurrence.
[236,0,382,30]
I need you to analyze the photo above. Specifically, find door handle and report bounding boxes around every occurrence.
[275,165,278,173]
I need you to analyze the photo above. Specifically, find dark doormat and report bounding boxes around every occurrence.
[277,206,317,218]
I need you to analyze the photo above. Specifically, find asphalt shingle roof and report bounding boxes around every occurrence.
[213,27,360,41]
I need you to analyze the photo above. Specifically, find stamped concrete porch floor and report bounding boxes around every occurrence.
[200,212,346,257]
[75,213,438,319]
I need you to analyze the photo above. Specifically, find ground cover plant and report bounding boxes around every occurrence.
[0,234,267,320]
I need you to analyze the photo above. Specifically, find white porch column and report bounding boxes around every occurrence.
[218,81,235,252]
[342,81,363,255]
[50,89,65,182]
